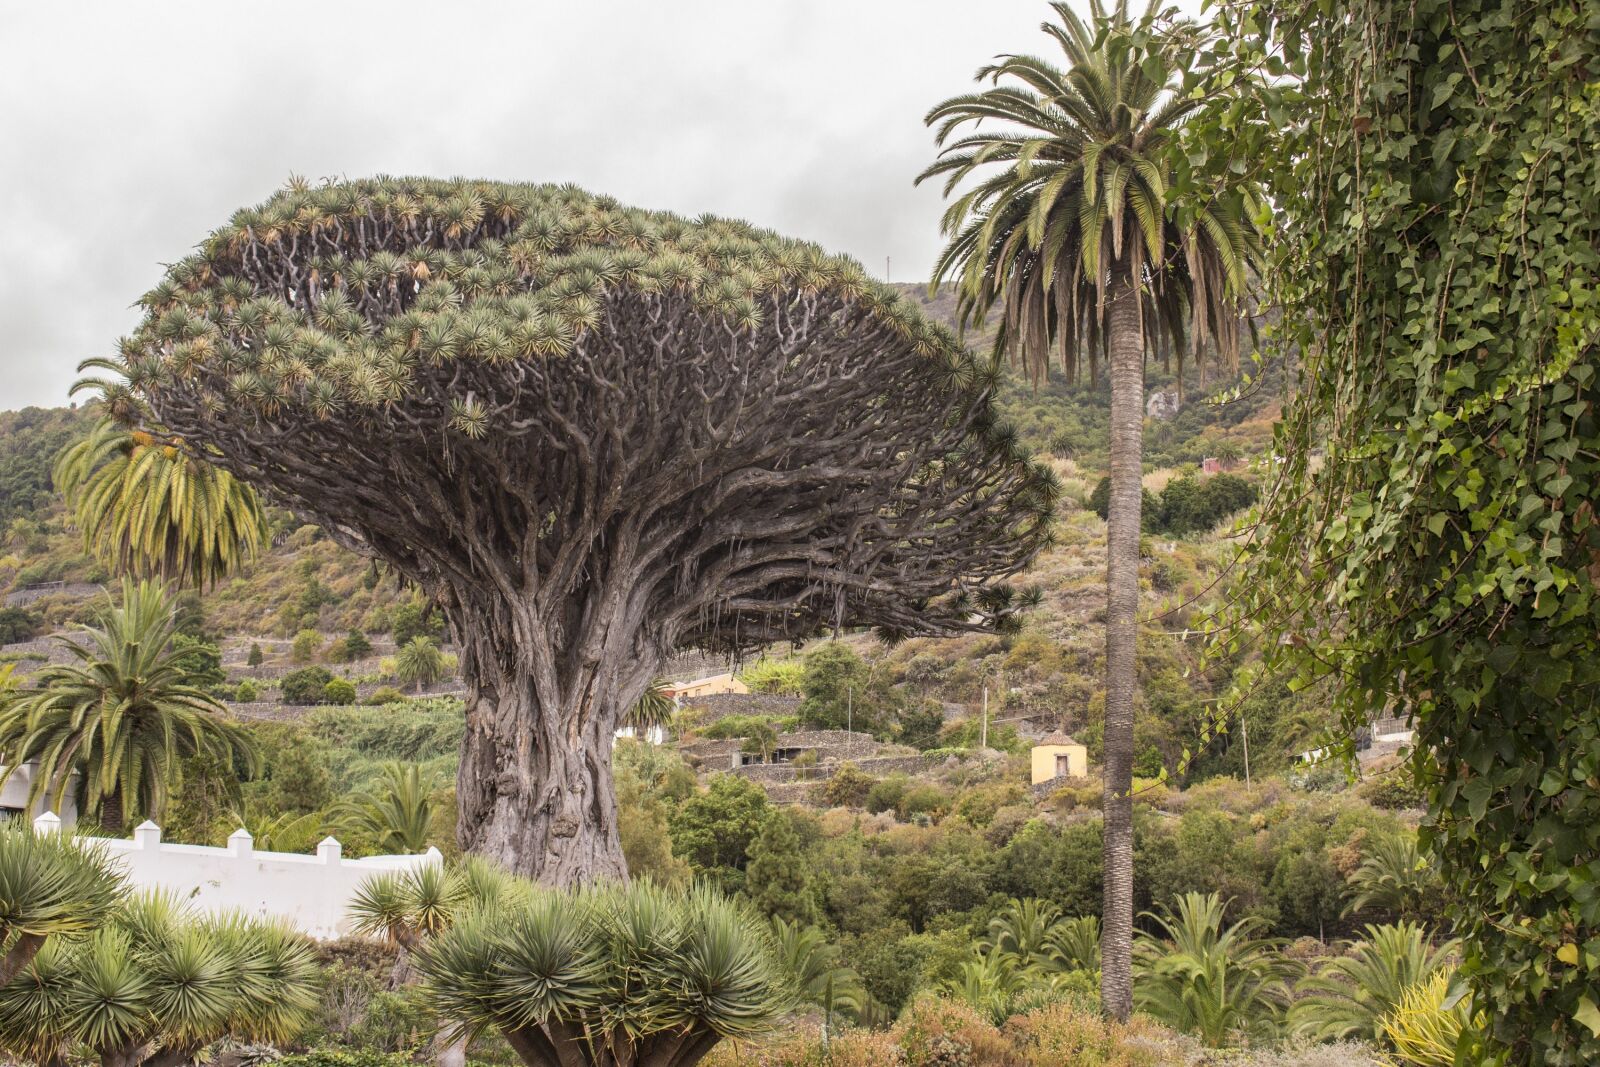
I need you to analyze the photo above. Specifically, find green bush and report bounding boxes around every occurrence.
[700,713,798,740]
[234,679,259,702]
[362,686,408,706]
[323,678,358,705]
[247,642,264,667]
[291,628,322,663]
[0,606,40,644]
[813,762,876,808]
[282,666,335,705]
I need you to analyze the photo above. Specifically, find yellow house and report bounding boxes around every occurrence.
[662,673,749,701]
[1030,732,1088,785]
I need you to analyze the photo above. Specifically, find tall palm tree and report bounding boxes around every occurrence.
[54,417,266,590]
[919,0,1261,1019]
[0,580,257,831]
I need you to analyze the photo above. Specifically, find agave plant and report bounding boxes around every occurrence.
[1289,922,1458,1043]
[767,916,866,1020]
[417,881,789,1067]
[0,891,320,1067]
[1133,892,1301,1047]
[0,823,122,985]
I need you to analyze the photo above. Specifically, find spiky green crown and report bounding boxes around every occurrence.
[112,176,1004,441]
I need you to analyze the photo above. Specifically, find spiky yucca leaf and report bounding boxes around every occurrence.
[415,881,787,1066]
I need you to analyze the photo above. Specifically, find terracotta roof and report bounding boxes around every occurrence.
[1036,732,1081,747]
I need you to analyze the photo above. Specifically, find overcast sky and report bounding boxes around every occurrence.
[0,1,1201,411]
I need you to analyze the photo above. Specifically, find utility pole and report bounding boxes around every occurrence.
[885,255,891,282]
[846,685,852,735]
[1240,708,1252,789]
[981,686,989,749]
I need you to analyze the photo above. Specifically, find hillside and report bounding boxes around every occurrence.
[0,285,1309,783]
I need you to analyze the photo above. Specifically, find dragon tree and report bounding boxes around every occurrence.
[102,177,1055,883]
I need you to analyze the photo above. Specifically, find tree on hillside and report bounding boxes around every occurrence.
[90,177,1055,884]
[394,635,448,693]
[919,0,1262,1019]
[0,580,257,831]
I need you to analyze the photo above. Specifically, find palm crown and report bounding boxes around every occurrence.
[0,579,257,829]
[918,0,1261,383]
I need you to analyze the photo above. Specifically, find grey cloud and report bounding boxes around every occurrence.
[0,0,1196,410]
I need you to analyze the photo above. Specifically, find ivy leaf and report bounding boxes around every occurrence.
[1577,996,1600,1038]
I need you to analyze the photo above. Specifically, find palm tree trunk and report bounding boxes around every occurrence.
[100,790,124,835]
[1100,271,1145,1022]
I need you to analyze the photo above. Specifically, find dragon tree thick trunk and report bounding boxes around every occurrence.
[1100,271,1144,1023]
[451,605,657,885]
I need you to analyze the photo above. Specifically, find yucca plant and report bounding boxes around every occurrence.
[1289,922,1457,1043]
[0,823,123,985]
[334,762,435,853]
[417,881,789,1067]
[0,579,258,831]
[0,891,320,1067]
[1133,892,1300,1047]
[1378,972,1477,1067]
[54,417,266,589]
[350,859,528,1067]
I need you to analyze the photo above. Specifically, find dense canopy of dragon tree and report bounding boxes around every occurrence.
[103,177,1057,881]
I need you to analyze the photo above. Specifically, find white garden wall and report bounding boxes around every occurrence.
[34,813,439,940]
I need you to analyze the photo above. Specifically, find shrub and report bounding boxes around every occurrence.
[1379,973,1477,1067]
[865,774,909,816]
[235,679,259,702]
[740,658,805,695]
[701,713,798,740]
[1358,771,1425,811]
[363,686,408,706]
[388,599,443,648]
[323,678,358,705]
[282,666,335,705]
[291,628,322,663]
[0,606,39,644]
[814,762,876,808]
[247,642,264,667]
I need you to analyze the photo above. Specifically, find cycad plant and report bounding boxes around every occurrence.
[767,916,866,1022]
[1133,892,1299,1047]
[0,891,320,1067]
[1290,922,1457,1043]
[1344,832,1445,923]
[335,762,435,853]
[942,900,1100,1024]
[418,881,789,1067]
[0,579,257,830]
[54,416,265,589]
[919,0,1262,1021]
[0,823,122,985]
